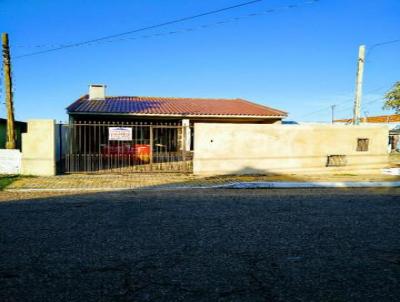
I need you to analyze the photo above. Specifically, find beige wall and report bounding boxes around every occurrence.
[21,119,56,176]
[193,123,389,175]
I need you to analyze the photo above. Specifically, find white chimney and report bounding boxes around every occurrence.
[89,84,106,100]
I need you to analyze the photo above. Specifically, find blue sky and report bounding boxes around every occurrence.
[0,0,399,122]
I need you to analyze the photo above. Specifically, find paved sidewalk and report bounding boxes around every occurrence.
[6,174,196,190]
[4,173,400,191]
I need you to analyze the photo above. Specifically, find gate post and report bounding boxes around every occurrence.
[149,125,153,170]
[182,125,187,171]
[181,119,190,172]
[21,119,56,176]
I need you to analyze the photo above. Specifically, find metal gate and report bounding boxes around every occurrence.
[58,122,193,173]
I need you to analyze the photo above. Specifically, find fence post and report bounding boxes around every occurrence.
[182,125,187,171]
[58,123,62,173]
[149,125,153,170]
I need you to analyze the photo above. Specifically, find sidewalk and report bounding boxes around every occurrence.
[4,173,400,192]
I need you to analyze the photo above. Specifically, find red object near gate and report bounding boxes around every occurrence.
[101,143,151,163]
[133,144,151,163]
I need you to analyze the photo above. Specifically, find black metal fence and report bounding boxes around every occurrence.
[58,122,193,173]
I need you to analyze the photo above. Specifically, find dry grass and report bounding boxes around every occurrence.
[389,152,400,167]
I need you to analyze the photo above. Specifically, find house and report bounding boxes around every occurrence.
[0,118,27,150]
[334,114,400,129]
[61,84,287,173]
[335,114,400,151]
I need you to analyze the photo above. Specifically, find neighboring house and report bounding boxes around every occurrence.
[0,118,27,150]
[334,114,400,129]
[335,114,400,151]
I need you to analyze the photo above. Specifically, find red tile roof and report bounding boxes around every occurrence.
[335,114,400,123]
[67,95,287,118]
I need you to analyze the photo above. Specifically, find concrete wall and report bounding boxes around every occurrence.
[21,119,56,176]
[193,123,389,175]
[0,149,21,174]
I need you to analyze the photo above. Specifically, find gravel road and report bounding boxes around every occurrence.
[0,188,399,301]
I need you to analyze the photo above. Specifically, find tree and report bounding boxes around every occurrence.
[383,81,400,113]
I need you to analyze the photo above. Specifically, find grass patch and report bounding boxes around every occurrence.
[0,175,20,190]
[0,175,35,191]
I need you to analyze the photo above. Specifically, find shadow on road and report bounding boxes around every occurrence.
[0,187,399,301]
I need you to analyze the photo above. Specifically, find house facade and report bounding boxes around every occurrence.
[18,87,389,176]
[61,84,287,173]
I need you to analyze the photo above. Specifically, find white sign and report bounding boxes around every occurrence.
[108,127,132,141]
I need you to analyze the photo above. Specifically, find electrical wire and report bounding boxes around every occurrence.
[299,85,390,120]
[13,0,319,59]
[365,38,400,60]
[103,1,318,44]
[14,0,263,59]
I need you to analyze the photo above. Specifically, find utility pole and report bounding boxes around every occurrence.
[331,104,336,124]
[2,32,16,149]
[352,45,365,125]
[363,110,369,123]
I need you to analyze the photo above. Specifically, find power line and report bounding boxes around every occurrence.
[310,97,384,123]
[334,86,391,115]
[300,96,358,118]
[366,38,400,60]
[362,97,384,108]
[370,38,400,49]
[299,85,389,120]
[14,0,319,59]
[87,1,319,47]
[335,97,383,116]
[14,0,263,59]
[300,106,331,118]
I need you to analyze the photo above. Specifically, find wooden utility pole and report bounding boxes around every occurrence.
[331,104,336,124]
[2,33,16,149]
[352,45,366,125]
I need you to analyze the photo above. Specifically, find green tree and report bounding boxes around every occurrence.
[383,81,400,113]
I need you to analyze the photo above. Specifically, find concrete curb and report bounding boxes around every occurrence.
[4,187,134,192]
[4,181,400,192]
[213,181,400,189]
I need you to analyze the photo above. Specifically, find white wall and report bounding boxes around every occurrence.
[0,149,21,174]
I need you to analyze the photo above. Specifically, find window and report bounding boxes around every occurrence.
[357,138,369,152]
[326,155,347,167]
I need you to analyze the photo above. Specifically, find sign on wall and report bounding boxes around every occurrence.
[108,127,132,141]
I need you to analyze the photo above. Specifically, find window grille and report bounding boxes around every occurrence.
[357,138,369,152]
[326,155,347,167]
